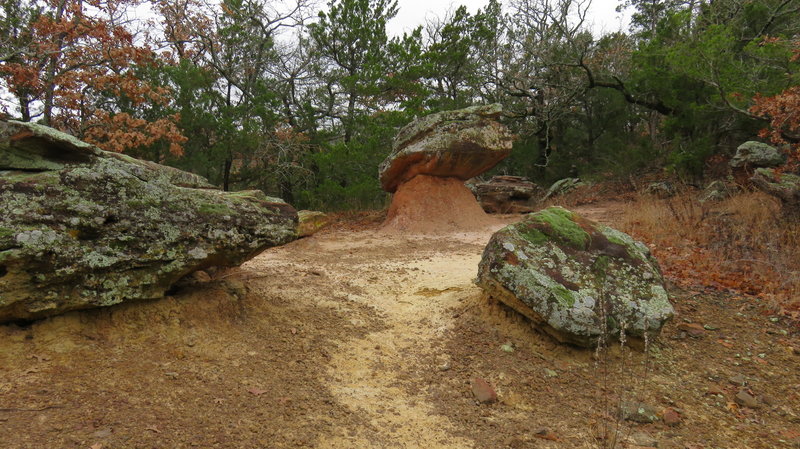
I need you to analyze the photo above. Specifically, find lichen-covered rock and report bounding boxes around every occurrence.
[296,210,329,237]
[476,207,673,347]
[378,104,513,193]
[645,181,676,199]
[752,167,800,216]
[730,141,785,168]
[543,178,583,200]
[0,120,297,322]
[472,175,543,214]
[699,180,734,203]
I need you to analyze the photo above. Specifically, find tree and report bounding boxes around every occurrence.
[0,0,185,155]
[308,0,399,142]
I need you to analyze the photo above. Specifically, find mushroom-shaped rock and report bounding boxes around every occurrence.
[379,105,514,233]
[730,141,785,168]
[476,207,673,347]
[379,104,513,193]
[0,120,297,323]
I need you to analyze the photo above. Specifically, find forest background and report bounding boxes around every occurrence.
[1,0,799,210]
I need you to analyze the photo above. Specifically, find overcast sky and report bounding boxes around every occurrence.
[386,0,630,37]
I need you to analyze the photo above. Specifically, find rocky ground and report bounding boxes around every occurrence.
[1,202,798,449]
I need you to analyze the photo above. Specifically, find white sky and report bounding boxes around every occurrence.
[386,0,630,37]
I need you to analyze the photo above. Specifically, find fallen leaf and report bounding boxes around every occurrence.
[248,388,268,396]
[534,429,560,441]
[144,425,160,433]
[718,339,734,348]
[90,444,103,449]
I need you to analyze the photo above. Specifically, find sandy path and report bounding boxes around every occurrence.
[244,228,507,448]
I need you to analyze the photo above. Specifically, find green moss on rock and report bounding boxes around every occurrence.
[0,120,298,323]
[476,206,673,348]
[530,207,589,250]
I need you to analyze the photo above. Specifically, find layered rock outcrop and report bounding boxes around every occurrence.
[0,120,297,322]
[471,175,542,214]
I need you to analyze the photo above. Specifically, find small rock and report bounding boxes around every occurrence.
[296,210,329,237]
[734,390,760,409]
[543,368,558,378]
[760,394,776,406]
[703,324,719,331]
[620,401,660,423]
[164,372,179,379]
[663,408,682,427]
[677,323,705,338]
[471,377,498,404]
[92,428,113,439]
[190,270,212,282]
[500,343,515,353]
[438,361,451,371]
[645,181,676,199]
[705,385,725,396]
[728,374,747,386]
[629,431,658,447]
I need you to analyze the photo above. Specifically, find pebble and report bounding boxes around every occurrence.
[734,390,760,409]
[728,374,747,386]
[676,323,705,338]
[663,408,682,427]
[620,401,660,423]
[630,431,658,447]
[471,377,498,404]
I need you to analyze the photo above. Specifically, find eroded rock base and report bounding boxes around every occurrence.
[382,175,498,233]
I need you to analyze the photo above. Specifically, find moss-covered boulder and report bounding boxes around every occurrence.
[296,210,329,237]
[752,167,800,216]
[543,177,583,200]
[698,180,734,203]
[730,141,785,168]
[378,104,513,193]
[476,207,673,347]
[0,120,297,322]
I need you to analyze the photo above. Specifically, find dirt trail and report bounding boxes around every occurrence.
[246,229,501,449]
[1,202,798,448]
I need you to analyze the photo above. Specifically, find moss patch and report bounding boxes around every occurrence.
[518,226,549,245]
[551,284,575,308]
[530,207,589,250]
[199,203,233,215]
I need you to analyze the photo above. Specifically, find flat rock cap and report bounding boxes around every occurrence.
[379,104,513,193]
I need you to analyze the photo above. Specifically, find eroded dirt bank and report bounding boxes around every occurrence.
[1,205,798,448]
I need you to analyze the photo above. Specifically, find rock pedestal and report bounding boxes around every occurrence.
[379,105,514,232]
[0,120,297,322]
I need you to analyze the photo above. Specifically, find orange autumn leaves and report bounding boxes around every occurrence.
[750,40,800,167]
[0,0,186,156]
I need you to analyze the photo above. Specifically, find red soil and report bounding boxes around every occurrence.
[381,174,499,233]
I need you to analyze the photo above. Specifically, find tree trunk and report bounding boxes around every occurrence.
[344,90,356,143]
[223,156,232,192]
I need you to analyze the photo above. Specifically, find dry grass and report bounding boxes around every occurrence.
[619,190,800,322]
